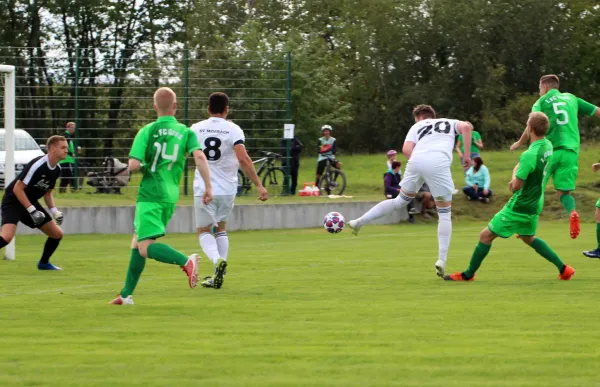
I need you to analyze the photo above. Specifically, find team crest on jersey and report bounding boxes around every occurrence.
[34,180,51,191]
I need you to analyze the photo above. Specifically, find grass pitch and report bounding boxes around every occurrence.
[1,222,600,386]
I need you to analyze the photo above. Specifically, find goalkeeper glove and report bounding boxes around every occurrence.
[50,207,64,225]
[27,205,46,227]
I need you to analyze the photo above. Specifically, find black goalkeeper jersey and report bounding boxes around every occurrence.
[3,155,61,204]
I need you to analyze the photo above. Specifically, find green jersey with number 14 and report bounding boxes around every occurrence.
[129,116,201,203]
[531,89,598,153]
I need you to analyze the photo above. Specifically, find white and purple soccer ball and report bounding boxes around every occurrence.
[323,211,345,234]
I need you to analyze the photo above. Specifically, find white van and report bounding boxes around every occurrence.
[0,129,45,188]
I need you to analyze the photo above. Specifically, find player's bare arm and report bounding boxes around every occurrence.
[510,128,529,151]
[128,158,142,172]
[509,163,523,192]
[402,141,415,160]
[43,189,64,225]
[596,108,600,117]
[592,163,600,173]
[457,121,473,168]
[235,144,268,201]
[192,149,213,205]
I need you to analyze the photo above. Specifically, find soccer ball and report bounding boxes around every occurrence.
[323,211,345,233]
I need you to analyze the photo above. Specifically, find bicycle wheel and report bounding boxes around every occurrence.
[262,167,287,197]
[237,170,251,196]
[318,168,347,196]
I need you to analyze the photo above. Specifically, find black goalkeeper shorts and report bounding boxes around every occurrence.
[0,200,52,229]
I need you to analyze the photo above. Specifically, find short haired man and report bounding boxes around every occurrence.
[58,122,77,193]
[349,104,473,278]
[446,112,575,281]
[191,92,268,289]
[110,87,213,305]
[1,135,67,269]
[511,74,600,239]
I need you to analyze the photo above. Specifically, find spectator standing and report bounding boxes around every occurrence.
[456,127,483,172]
[463,156,492,203]
[281,136,303,194]
[58,122,77,193]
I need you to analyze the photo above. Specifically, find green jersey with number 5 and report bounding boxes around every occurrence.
[531,89,598,153]
[129,116,202,203]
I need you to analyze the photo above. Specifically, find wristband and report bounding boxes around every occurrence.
[27,205,36,214]
[50,207,59,215]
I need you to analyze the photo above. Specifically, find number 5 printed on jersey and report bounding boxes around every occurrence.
[151,142,179,172]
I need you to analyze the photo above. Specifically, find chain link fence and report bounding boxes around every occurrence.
[0,45,291,196]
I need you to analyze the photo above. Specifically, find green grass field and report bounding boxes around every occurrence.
[57,144,600,222]
[2,222,600,386]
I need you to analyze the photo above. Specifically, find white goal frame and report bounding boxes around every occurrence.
[1,65,16,260]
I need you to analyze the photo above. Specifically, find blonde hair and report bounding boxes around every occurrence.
[528,112,550,136]
[153,87,176,112]
[540,74,560,89]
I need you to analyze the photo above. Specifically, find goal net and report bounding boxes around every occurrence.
[0,65,16,260]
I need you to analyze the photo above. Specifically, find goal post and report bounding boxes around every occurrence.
[1,65,16,260]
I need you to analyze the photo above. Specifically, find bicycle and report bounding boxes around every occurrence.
[317,158,346,196]
[237,151,288,197]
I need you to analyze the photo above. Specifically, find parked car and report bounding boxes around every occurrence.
[0,129,45,188]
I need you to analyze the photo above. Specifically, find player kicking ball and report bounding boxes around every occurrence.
[445,112,575,282]
[582,162,600,259]
[0,136,67,270]
[348,105,473,277]
[191,93,268,289]
[110,87,213,305]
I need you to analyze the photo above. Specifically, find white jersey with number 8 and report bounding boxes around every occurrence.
[404,118,459,161]
[191,117,245,196]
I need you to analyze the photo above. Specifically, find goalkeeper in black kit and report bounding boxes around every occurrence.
[1,136,68,270]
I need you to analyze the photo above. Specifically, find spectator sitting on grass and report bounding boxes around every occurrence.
[409,183,436,219]
[384,160,416,224]
[386,150,398,172]
[463,156,492,203]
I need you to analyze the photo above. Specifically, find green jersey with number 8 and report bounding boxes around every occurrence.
[531,89,598,153]
[129,116,202,203]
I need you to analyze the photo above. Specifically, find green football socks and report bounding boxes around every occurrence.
[531,238,565,272]
[121,248,146,297]
[596,223,600,250]
[560,194,576,215]
[147,243,188,266]
[464,242,491,279]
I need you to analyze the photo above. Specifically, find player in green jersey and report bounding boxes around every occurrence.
[110,87,213,305]
[445,112,575,281]
[582,162,600,259]
[511,75,600,239]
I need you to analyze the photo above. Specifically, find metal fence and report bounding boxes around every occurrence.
[0,46,292,196]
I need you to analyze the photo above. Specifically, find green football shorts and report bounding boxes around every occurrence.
[487,207,538,239]
[134,202,177,242]
[547,149,578,192]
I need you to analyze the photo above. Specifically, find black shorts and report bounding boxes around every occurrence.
[1,200,52,229]
[316,159,339,175]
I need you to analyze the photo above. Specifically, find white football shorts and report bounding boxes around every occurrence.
[400,156,454,202]
[194,194,236,228]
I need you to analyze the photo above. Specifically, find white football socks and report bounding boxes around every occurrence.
[199,232,220,265]
[357,191,414,226]
[437,207,452,265]
[215,231,229,261]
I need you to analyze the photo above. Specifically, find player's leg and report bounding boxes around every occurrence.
[445,226,497,281]
[0,202,20,249]
[111,234,146,304]
[348,165,421,235]
[0,224,17,249]
[583,201,600,258]
[519,233,575,280]
[38,219,64,270]
[552,150,579,238]
[195,195,220,265]
[135,203,198,286]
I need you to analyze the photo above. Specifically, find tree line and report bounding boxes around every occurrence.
[0,0,598,157]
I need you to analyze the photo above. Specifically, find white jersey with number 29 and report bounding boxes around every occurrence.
[191,117,245,196]
[404,118,459,161]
